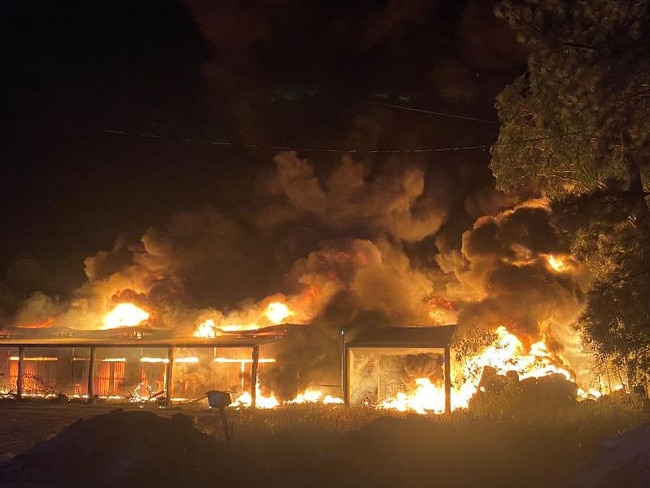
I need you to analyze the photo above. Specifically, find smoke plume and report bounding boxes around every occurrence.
[11,156,591,396]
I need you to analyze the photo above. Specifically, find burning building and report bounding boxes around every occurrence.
[0,324,285,407]
[0,311,593,414]
[343,325,456,413]
[0,153,617,412]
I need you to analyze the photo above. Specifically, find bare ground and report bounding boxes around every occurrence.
[0,399,190,462]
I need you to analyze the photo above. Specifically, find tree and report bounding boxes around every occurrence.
[491,0,650,204]
[552,185,650,387]
[491,0,650,387]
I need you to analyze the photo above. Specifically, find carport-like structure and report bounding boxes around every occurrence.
[342,325,457,413]
[0,334,281,407]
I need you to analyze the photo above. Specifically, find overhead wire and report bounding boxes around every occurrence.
[366,100,500,124]
[95,126,587,154]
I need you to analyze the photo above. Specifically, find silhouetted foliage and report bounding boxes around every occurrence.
[492,0,650,385]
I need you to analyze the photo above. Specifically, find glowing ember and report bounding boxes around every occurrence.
[102,303,149,329]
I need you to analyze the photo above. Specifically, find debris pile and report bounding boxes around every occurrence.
[0,409,232,488]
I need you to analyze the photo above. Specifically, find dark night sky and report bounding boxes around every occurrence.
[0,0,528,319]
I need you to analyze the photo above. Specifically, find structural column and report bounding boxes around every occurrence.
[444,345,451,414]
[16,346,25,399]
[250,345,259,408]
[86,346,96,403]
[340,329,348,405]
[342,346,349,406]
[165,347,174,407]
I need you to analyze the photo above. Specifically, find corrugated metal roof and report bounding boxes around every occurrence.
[0,325,296,348]
[345,325,457,349]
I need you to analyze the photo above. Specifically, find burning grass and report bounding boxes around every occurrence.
[0,392,648,488]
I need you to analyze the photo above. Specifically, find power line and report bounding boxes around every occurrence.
[366,100,500,125]
[96,127,586,154]
[177,67,503,125]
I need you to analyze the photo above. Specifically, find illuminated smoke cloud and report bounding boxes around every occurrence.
[437,199,589,342]
[265,151,445,242]
[10,156,592,397]
[13,153,447,332]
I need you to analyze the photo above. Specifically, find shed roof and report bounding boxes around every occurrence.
[0,324,295,349]
[345,325,457,349]
[0,336,279,349]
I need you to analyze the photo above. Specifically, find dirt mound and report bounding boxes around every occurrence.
[0,409,233,488]
[569,422,650,488]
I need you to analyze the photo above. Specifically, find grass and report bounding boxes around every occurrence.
[198,394,649,488]
[0,393,648,488]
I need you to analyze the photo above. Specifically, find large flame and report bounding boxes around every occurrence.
[426,296,456,325]
[102,303,150,330]
[452,325,574,408]
[546,254,572,273]
[201,324,577,414]
[265,301,293,324]
[379,378,446,414]
[374,325,576,414]
[194,300,298,337]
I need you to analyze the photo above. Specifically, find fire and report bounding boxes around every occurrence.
[194,321,576,413]
[194,319,218,338]
[102,303,150,329]
[229,386,343,408]
[426,297,456,325]
[231,385,280,409]
[379,378,446,414]
[194,300,297,337]
[288,389,344,405]
[449,326,574,409]
[265,301,293,324]
[547,254,567,272]
[18,317,54,329]
[375,325,576,414]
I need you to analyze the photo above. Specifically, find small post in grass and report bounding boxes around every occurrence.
[206,390,232,444]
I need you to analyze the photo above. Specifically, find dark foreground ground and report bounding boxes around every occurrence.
[0,396,648,488]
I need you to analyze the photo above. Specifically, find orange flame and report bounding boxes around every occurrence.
[265,301,293,324]
[194,299,298,337]
[102,303,150,330]
[547,254,569,272]
[18,317,55,329]
[375,325,576,414]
